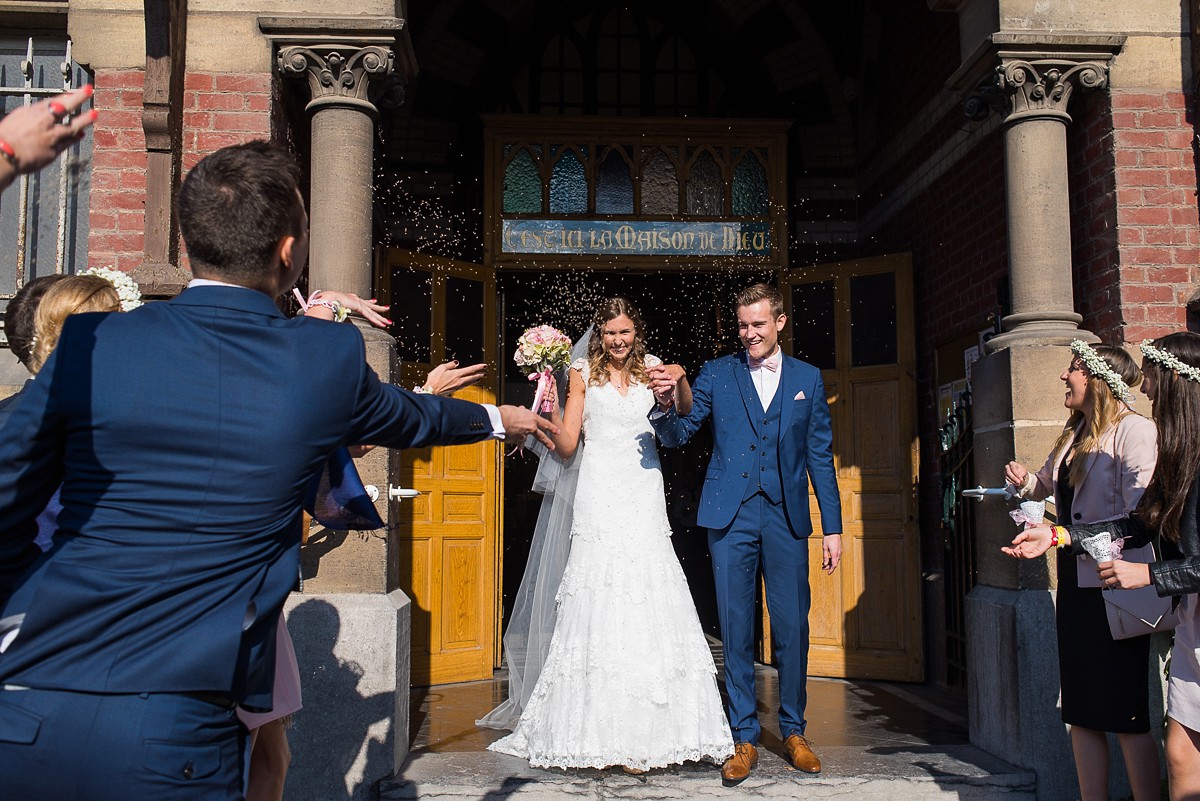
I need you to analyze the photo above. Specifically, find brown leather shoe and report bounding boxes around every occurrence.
[721,742,759,783]
[784,733,821,774]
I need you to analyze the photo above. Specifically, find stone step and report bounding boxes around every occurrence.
[381,746,1035,801]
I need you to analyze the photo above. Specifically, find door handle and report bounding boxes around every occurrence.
[388,485,421,502]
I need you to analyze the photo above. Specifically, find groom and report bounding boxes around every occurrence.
[653,283,842,783]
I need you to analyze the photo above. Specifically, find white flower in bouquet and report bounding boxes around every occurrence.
[81,266,143,312]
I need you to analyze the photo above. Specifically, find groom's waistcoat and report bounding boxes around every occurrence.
[742,387,784,505]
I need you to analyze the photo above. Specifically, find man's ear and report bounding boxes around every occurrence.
[775,313,787,332]
[277,234,296,271]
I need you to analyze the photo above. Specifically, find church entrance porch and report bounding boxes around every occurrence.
[386,646,1028,800]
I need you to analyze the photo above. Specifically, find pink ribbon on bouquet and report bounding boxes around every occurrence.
[529,368,554,413]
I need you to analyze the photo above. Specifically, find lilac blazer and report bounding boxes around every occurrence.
[1021,412,1157,584]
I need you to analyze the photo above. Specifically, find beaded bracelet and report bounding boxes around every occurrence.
[0,140,18,169]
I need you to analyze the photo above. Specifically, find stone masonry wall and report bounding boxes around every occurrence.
[87,69,273,277]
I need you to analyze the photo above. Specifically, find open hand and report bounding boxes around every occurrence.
[309,291,391,328]
[1097,559,1151,590]
[425,360,487,397]
[497,405,559,449]
[1001,525,1054,559]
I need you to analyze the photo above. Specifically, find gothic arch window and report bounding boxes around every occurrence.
[504,6,712,116]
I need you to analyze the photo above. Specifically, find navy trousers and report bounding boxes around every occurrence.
[708,492,812,745]
[0,687,245,800]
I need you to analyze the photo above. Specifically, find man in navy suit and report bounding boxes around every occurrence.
[653,283,842,783]
[0,141,555,800]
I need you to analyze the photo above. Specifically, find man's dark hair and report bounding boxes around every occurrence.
[6,274,66,369]
[178,141,304,282]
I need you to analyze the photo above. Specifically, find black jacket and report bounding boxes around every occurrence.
[1069,474,1200,597]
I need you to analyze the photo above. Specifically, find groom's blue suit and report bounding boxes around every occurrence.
[653,351,841,745]
[0,286,494,799]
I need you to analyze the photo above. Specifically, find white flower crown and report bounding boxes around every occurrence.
[1069,339,1134,403]
[1139,339,1200,383]
[81,266,143,312]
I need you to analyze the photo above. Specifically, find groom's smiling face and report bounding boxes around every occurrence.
[737,300,786,360]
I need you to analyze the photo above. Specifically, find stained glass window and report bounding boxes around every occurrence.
[641,148,679,215]
[503,149,542,214]
[550,148,588,214]
[732,152,769,216]
[596,148,634,215]
[686,149,723,216]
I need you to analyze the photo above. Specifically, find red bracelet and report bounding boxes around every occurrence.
[1049,525,1066,548]
[0,139,17,169]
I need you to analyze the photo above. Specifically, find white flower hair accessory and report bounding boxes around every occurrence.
[1069,339,1134,403]
[1140,339,1200,383]
[80,266,143,312]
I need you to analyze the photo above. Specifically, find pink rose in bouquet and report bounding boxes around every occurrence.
[514,325,573,412]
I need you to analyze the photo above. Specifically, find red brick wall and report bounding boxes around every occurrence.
[1107,89,1200,343]
[87,69,273,276]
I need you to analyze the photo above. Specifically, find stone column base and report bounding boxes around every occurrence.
[968,585,1165,801]
[283,590,412,801]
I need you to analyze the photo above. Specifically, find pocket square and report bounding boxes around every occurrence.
[794,390,806,400]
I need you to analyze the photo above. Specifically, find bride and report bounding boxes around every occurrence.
[479,297,733,772]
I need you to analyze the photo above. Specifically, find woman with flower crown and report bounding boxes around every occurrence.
[481,297,733,773]
[1002,340,1159,801]
[1008,333,1200,801]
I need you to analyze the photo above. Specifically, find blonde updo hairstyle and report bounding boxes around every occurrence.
[28,275,121,374]
[586,297,651,388]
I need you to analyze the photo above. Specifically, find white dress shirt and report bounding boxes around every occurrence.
[749,347,782,409]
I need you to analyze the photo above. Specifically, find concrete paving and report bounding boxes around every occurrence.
[379,660,1035,801]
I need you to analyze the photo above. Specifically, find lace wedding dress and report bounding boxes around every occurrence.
[489,358,734,770]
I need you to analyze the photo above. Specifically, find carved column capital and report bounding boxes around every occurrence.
[999,58,1108,123]
[278,45,396,114]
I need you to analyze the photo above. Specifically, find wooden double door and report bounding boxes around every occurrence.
[381,249,921,685]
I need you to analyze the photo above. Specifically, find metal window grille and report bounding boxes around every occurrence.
[0,35,92,343]
[939,390,977,690]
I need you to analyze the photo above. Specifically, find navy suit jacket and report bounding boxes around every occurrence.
[653,352,842,537]
[0,286,492,708]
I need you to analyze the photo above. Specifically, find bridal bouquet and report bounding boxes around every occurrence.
[514,325,572,413]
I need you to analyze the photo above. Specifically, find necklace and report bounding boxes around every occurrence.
[607,363,627,388]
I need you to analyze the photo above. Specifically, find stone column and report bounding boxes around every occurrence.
[262,18,418,798]
[982,52,1112,350]
[952,34,1127,801]
[278,44,393,298]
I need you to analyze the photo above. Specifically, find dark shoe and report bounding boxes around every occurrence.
[783,733,821,774]
[721,742,759,783]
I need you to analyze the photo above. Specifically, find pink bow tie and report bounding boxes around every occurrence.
[749,355,779,372]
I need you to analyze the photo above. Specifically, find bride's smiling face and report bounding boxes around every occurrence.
[601,314,637,365]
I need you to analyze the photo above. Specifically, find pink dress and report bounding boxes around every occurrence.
[237,613,303,729]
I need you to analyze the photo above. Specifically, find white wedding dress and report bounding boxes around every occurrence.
[489,358,734,770]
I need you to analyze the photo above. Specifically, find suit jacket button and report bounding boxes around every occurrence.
[741,472,749,478]
[183,763,194,779]
[750,445,756,451]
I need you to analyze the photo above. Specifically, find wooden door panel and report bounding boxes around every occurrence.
[783,254,922,682]
[381,249,499,686]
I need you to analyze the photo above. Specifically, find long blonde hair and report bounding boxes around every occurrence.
[29,275,121,374]
[1052,344,1143,487]
[586,297,651,388]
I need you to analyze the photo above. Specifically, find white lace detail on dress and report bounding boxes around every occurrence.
[488,353,733,770]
